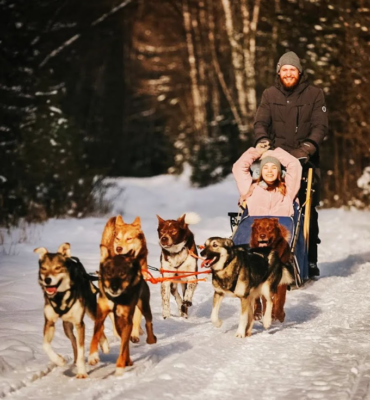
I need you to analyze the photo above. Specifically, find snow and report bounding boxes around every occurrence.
[1,173,370,399]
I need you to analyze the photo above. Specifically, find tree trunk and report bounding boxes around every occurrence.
[221,0,248,124]
[206,0,244,131]
[240,0,260,118]
[182,0,207,137]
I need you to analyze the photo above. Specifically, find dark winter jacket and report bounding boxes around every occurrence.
[254,74,328,168]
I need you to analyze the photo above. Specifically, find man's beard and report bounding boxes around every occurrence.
[280,75,300,90]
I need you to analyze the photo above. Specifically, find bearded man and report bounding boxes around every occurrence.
[253,51,328,278]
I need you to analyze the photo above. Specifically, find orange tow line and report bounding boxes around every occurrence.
[144,247,211,284]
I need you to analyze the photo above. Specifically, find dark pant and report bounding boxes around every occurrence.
[298,171,320,264]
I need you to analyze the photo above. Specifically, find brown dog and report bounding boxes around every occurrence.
[101,215,147,342]
[250,218,292,323]
[157,213,199,319]
[88,246,156,375]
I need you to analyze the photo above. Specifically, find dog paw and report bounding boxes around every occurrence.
[147,335,157,344]
[273,311,285,323]
[162,310,171,319]
[76,372,88,379]
[100,339,110,354]
[115,367,125,376]
[263,316,272,329]
[88,352,100,366]
[130,335,140,343]
[54,354,66,366]
[180,304,188,317]
[212,318,223,328]
[254,312,263,321]
[235,330,246,338]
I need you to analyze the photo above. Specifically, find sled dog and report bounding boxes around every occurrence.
[88,246,156,375]
[157,213,199,319]
[200,237,294,337]
[35,243,108,378]
[250,217,292,322]
[101,215,148,342]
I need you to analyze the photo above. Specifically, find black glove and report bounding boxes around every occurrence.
[291,142,316,163]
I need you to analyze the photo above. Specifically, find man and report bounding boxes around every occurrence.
[253,51,328,278]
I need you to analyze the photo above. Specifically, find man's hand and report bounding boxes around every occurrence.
[255,139,271,155]
[291,142,316,163]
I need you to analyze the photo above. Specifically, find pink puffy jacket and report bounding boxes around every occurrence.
[232,147,302,216]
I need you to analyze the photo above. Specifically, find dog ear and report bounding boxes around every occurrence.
[115,215,125,227]
[224,238,234,248]
[178,214,186,225]
[57,243,71,257]
[100,245,110,262]
[156,215,165,224]
[271,218,279,226]
[132,216,141,227]
[34,247,48,258]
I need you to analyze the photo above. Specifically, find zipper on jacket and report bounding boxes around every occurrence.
[295,106,300,133]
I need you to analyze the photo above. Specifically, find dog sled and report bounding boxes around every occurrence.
[228,165,314,286]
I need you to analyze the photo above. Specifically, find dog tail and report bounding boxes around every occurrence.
[184,212,201,225]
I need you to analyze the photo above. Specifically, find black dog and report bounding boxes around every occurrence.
[88,246,156,376]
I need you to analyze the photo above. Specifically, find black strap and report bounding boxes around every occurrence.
[48,288,77,316]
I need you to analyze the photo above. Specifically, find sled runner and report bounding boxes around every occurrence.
[228,167,314,286]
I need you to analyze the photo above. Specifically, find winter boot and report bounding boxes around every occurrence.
[309,262,320,278]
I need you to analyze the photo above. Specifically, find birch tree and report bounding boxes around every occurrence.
[221,0,249,129]
[182,0,207,137]
[240,0,261,116]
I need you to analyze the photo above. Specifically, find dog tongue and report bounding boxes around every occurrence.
[201,258,215,268]
[46,286,57,295]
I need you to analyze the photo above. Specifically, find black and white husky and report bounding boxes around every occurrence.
[200,237,294,338]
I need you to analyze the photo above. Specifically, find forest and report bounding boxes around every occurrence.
[1,0,369,227]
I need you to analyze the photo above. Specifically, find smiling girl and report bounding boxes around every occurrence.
[232,147,302,216]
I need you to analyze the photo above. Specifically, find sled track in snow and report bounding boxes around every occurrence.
[0,360,61,399]
[0,347,160,400]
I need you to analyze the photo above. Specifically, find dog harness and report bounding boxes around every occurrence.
[47,287,77,316]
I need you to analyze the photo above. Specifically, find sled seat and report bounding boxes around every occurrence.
[228,204,308,283]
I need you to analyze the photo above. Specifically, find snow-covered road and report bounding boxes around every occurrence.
[1,174,370,400]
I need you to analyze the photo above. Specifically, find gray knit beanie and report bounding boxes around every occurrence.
[260,156,282,175]
[276,51,302,73]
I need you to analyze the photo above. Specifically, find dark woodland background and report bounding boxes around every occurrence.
[1,0,370,227]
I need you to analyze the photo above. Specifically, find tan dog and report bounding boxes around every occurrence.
[35,243,109,378]
[250,218,292,323]
[101,215,148,342]
[88,246,156,375]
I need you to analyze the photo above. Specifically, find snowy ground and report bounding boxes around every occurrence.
[1,173,370,400]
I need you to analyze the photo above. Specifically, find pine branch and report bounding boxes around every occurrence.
[39,0,134,67]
